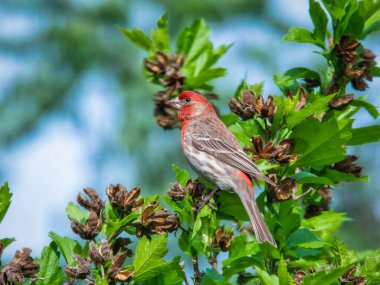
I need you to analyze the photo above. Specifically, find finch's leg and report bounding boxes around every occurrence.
[197,188,219,213]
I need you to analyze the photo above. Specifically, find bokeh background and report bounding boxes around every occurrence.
[1,0,379,261]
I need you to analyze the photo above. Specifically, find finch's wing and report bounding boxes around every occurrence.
[192,136,275,186]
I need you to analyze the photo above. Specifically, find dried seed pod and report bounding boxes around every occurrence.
[89,240,110,266]
[111,237,132,255]
[186,179,205,197]
[304,186,331,218]
[333,155,362,177]
[167,182,186,201]
[108,252,129,280]
[77,188,105,215]
[267,178,296,201]
[245,136,296,164]
[304,78,321,88]
[140,202,180,236]
[211,227,233,251]
[106,184,141,216]
[145,60,164,74]
[65,254,91,280]
[71,211,101,240]
[335,35,377,91]
[294,270,307,285]
[0,248,40,284]
[0,240,3,258]
[330,93,354,109]
[112,268,134,282]
[228,90,256,120]
[295,88,307,110]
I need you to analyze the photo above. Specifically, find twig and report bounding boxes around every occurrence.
[192,256,204,285]
[209,252,219,270]
[293,188,313,201]
[197,188,219,215]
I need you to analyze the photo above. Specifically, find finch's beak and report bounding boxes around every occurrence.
[166,97,181,110]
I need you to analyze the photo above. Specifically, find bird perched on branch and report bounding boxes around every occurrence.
[167,91,277,247]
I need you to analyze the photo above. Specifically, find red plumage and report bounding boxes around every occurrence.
[170,91,276,247]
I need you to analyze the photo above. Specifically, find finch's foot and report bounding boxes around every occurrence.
[197,188,219,214]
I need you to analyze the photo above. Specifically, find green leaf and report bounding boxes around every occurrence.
[358,249,380,285]
[283,27,323,48]
[302,265,352,285]
[151,13,170,52]
[133,235,168,281]
[284,67,320,80]
[48,232,82,265]
[301,211,350,241]
[286,94,335,129]
[229,119,264,147]
[118,26,152,51]
[278,201,301,240]
[65,202,89,223]
[321,0,346,20]
[254,266,279,285]
[323,169,368,183]
[0,237,16,249]
[177,18,211,64]
[309,0,328,45]
[351,98,379,119]
[286,228,324,250]
[36,243,65,285]
[348,125,380,145]
[104,211,140,236]
[363,9,380,36]
[192,205,212,246]
[290,117,352,168]
[151,256,184,285]
[171,164,190,187]
[331,238,358,267]
[201,268,231,285]
[278,256,294,285]
[220,113,238,127]
[216,191,249,221]
[0,182,12,223]
[292,171,334,185]
[222,234,262,279]
[162,195,193,224]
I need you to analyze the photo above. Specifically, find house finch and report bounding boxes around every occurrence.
[167,91,277,246]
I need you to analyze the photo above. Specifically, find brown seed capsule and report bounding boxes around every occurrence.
[333,155,362,177]
[211,227,233,251]
[335,35,377,91]
[65,255,91,280]
[0,248,40,284]
[167,182,187,201]
[245,136,296,164]
[330,93,354,109]
[228,90,256,120]
[71,211,101,240]
[111,237,132,255]
[106,184,142,216]
[294,270,307,285]
[267,177,296,201]
[304,78,321,88]
[145,60,164,74]
[0,241,3,258]
[186,179,205,197]
[77,188,105,216]
[108,252,129,280]
[295,88,307,110]
[140,202,180,236]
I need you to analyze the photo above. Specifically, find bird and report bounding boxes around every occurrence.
[167,90,277,247]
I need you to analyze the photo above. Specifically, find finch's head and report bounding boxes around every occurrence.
[166,91,213,121]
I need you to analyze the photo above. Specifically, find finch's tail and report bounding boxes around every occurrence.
[238,191,277,247]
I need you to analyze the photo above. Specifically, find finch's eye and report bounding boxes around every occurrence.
[185,97,191,103]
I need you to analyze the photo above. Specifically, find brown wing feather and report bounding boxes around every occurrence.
[192,136,275,186]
